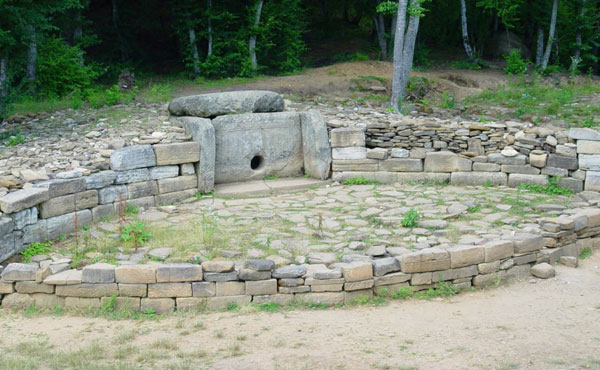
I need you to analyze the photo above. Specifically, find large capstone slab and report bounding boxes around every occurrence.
[168,90,284,118]
[211,112,304,183]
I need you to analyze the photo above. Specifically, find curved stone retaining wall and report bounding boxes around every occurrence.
[332,125,600,194]
[1,208,599,312]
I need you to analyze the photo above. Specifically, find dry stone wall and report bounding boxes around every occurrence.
[332,124,600,194]
[1,208,599,312]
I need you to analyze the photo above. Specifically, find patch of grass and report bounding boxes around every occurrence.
[264,175,280,181]
[195,190,214,199]
[140,81,173,103]
[517,177,573,196]
[3,133,26,146]
[256,302,281,312]
[225,302,240,311]
[580,247,592,259]
[451,60,481,70]
[401,208,420,228]
[20,241,53,262]
[440,91,456,109]
[391,287,414,300]
[343,177,380,186]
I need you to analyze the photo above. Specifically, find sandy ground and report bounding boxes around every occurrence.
[1,252,599,370]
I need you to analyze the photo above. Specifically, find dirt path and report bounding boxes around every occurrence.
[1,253,599,370]
[173,61,508,101]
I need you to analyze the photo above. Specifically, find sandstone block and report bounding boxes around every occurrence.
[332,159,379,172]
[119,283,147,297]
[577,140,600,154]
[30,293,64,307]
[344,279,374,291]
[472,162,501,172]
[511,234,543,253]
[110,145,156,171]
[450,172,507,186]
[154,189,196,206]
[149,166,179,180]
[15,281,54,294]
[140,298,175,314]
[1,293,35,308]
[127,181,158,199]
[508,174,547,187]
[75,190,98,210]
[215,281,245,296]
[379,159,423,172]
[238,269,271,281]
[401,248,450,273]
[115,265,157,284]
[82,263,116,283]
[192,282,216,297]
[332,147,367,160]
[206,295,251,310]
[478,261,501,274]
[371,257,401,277]
[342,262,373,282]
[98,185,127,204]
[202,260,234,273]
[148,283,192,298]
[101,296,140,311]
[65,297,101,308]
[295,292,343,305]
[411,272,432,285]
[179,117,215,193]
[0,188,49,214]
[55,283,118,297]
[483,240,514,262]
[157,175,197,194]
[585,171,600,192]
[330,127,365,148]
[153,142,200,165]
[115,169,151,184]
[531,263,555,279]
[47,210,92,240]
[39,194,75,219]
[34,178,86,197]
[203,271,238,282]
[300,110,332,180]
[424,151,471,172]
[1,263,38,281]
[548,154,578,170]
[43,269,82,285]
[156,263,202,282]
[246,279,277,295]
[501,165,540,175]
[448,245,484,268]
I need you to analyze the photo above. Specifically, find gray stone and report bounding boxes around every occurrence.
[0,216,14,236]
[501,165,540,175]
[98,185,127,204]
[272,265,307,278]
[202,260,234,272]
[43,269,82,285]
[203,271,238,282]
[157,175,197,194]
[391,148,410,158]
[330,127,365,148]
[577,140,600,154]
[119,284,147,297]
[180,163,195,175]
[424,151,471,172]
[1,263,38,281]
[148,247,173,260]
[149,166,180,180]
[55,283,119,298]
[585,171,600,192]
[295,292,343,305]
[154,189,196,206]
[487,153,527,165]
[82,263,116,283]
[473,162,500,172]
[508,174,547,187]
[402,248,451,273]
[75,190,98,210]
[153,142,201,165]
[140,298,175,314]
[212,112,304,183]
[1,293,35,308]
[558,178,583,193]
[371,257,401,277]
[148,283,192,298]
[0,188,49,214]
[366,246,386,257]
[85,171,117,189]
[332,160,378,172]
[245,279,277,295]
[15,281,54,294]
[559,256,578,268]
[11,207,37,230]
[332,147,367,160]
[448,245,484,268]
[180,117,215,193]
[192,281,216,297]
[47,210,92,240]
[238,269,271,281]
[451,172,507,186]
[367,148,388,160]
[34,178,86,198]
[110,145,156,171]
[300,110,332,180]
[547,154,578,170]
[531,263,555,279]
[243,260,275,271]
[379,159,423,172]
[579,155,600,171]
[115,169,151,184]
[127,181,158,199]
[541,167,568,177]
[568,128,600,141]
[169,90,284,117]
[156,263,203,282]
[39,194,75,219]
[511,233,543,254]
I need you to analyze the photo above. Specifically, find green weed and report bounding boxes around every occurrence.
[517,177,572,196]
[401,208,420,228]
[343,177,380,186]
[20,241,53,262]
[580,248,592,259]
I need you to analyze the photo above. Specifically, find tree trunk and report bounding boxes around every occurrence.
[389,15,397,60]
[112,0,129,63]
[189,28,200,76]
[398,0,421,106]
[460,0,475,62]
[249,0,264,75]
[535,26,544,66]
[541,0,559,70]
[26,25,37,91]
[207,0,213,57]
[373,10,388,60]
[390,0,409,113]
[0,58,7,99]
[570,0,586,72]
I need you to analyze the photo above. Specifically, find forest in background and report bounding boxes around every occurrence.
[0,0,599,119]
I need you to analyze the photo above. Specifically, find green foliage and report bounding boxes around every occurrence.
[256,302,281,312]
[391,287,414,300]
[401,208,420,228]
[331,52,369,64]
[452,60,482,70]
[440,91,456,109]
[376,1,398,15]
[504,49,529,75]
[100,294,117,314]
[121,222,152,245]
[225,302,240,311]
[579,248,592,259]
[3,133,25,146]
[20,241,53,262]
[36,37,96,97]
[517,177,573,196]
[86,85,137,109]
[342,177,380,186]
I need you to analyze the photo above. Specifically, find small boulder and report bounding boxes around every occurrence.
[531,263,555,279]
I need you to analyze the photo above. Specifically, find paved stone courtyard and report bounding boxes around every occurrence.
[54,181,578,267]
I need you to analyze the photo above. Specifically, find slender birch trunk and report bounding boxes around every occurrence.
[26,25,37,91]
[571,0,586,72]
[189,28,200,76]
[541,0,559,70]
[0,58,7,98]
[460,0,475,62]
[373,0,388,60]
[390,0,408,113]
[398,0,421,106]
[249,0,264,75]
[207,0,213,57]
[535,26,544,66]
[112,0,128,63]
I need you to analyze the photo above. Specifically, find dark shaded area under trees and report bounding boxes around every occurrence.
[0,0,599,118]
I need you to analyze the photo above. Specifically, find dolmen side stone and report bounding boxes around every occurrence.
[168,90,284,118]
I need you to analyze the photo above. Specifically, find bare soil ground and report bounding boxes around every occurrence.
[174,61,509,101]
[1,252,599,370]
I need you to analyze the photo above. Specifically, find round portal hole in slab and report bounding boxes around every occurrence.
[250,155,264,170]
